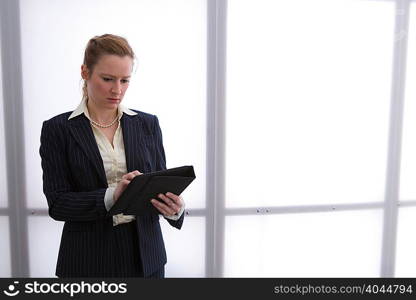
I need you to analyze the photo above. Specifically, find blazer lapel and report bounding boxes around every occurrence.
[120,113,149,173]
[68,115,108,187]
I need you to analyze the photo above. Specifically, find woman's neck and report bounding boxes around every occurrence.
[86,99,118,124]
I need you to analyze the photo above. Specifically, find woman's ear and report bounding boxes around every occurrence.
[81,64,89,80]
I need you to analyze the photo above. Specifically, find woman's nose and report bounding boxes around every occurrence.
[111,82,122,94]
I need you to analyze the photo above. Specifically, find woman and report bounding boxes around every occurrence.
[39,34,185,278]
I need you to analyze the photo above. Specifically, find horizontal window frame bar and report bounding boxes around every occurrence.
[20,200,416,218]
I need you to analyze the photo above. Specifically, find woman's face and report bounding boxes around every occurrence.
[82,54,133,110]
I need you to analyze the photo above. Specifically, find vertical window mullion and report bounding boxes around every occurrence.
[0,0,30,277]
[381,0,410,277]
[206,0,227,277]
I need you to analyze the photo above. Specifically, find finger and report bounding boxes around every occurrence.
[165,193,184,212]
[158,193,180,213]
[122,172,137,181]
[151,199,176,216]
[115,180,131,201]
[165,192,183,206]
[120,179,131,187]
[165,192,180,202]
[151,199,171,215]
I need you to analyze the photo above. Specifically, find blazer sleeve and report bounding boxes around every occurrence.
[153,115,185,230]
[40,119,108,222]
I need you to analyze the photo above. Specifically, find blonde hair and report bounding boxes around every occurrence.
[82,34,135,101]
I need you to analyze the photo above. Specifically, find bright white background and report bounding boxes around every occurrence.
[395,207,416,276]
[226,0,393,208]
[224,0,397,277]
[224,210,382,277]
[401,0,416,201]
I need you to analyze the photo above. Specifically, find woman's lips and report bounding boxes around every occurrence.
[107,98,120,102]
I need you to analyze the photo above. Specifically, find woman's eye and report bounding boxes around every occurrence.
[102,77,112,82]
[121,79,130,84]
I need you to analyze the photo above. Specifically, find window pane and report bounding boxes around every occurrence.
[28,216,63,277]
[0,217,11,276]
[224,210,382,277]
[400,3,416,201]
[161,216,205,277]
[226,0,394,207]
[20,0,206,209]
[0,27,7,208]
[28,215,203,277]
[395,207,416,277]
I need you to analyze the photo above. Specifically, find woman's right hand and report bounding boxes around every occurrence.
[113,170,142,202]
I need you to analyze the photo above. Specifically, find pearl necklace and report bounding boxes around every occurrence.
[90,116,118,128]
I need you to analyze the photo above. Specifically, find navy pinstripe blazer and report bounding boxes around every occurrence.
[39,109,184,277]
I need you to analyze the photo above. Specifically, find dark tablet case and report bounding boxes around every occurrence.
[108,165,195,216]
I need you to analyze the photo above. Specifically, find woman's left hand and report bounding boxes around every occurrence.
[151,192,184,217]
